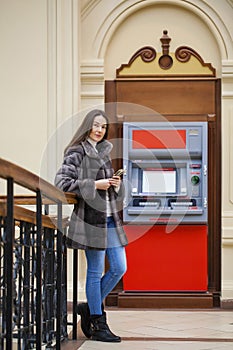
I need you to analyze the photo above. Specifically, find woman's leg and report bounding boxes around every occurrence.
[85,249,105,316]
[101,245,127,301]
[85,245,126,313]
[101,216,127,301]
[85,247,122,342]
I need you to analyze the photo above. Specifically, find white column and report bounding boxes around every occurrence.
[80,59,105,110]
[221,59,233,300]
[46,0,87,302]
[46,0,81,180]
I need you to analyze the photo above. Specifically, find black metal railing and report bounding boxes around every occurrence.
[0,158,78,349]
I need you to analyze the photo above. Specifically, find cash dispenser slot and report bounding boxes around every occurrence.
[133,198,161,208]
[167,198,203,214]
[127,198,161,215]
[168,198,196,209]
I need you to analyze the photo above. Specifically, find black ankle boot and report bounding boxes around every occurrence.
[76,302,91,338]
[90,314,121,342]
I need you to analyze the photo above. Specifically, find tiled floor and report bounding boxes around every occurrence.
[74,309,233,349]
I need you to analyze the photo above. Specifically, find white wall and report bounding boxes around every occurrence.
[0,0,47,175]
[0,0,82,299]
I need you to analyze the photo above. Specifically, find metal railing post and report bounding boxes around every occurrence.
[36,190,42,349]
[72,249,78,340]
[56,202,63,349]
[5,178,14,350]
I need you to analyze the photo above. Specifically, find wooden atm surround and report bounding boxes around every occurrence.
[104,31,221,309]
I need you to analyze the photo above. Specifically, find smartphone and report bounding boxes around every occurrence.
[113,168,126,176]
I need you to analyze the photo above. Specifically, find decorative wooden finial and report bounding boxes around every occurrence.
[160,30,171,55]
[159,30,173,69]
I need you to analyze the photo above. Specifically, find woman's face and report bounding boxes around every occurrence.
[89,115,107,142]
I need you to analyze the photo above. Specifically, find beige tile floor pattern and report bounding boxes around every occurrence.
[74,309,233,350]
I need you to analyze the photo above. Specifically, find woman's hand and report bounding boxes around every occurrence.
[95,179,111,190]
[95,176,121,190]
[109,175,121,188]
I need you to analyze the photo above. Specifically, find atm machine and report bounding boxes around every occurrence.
[122,121,208,291]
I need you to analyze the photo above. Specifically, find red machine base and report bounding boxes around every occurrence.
[123,225,208,292]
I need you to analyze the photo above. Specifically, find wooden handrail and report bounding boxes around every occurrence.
[0,157,77,204]
[0,203,69,229]
[0,193,77,205]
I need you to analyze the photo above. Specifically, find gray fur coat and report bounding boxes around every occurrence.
[55,139,128,250]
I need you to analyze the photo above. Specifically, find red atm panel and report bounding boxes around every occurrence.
[123,225,208,291]
[132,129,186,149]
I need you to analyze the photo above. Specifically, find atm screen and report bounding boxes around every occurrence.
[142,169,176,194]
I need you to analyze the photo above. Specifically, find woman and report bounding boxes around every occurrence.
[55,109,128,342]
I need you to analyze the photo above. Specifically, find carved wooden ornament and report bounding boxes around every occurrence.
[116,30,216,78]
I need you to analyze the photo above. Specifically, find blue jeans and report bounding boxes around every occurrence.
[85,217,127,316]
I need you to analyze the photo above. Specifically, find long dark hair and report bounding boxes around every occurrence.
[64,109,109,154]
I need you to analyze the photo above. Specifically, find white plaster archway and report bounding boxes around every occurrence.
[80,0,233,108]
[93,0,232,61]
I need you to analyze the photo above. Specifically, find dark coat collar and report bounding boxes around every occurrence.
[81,139,113,158]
